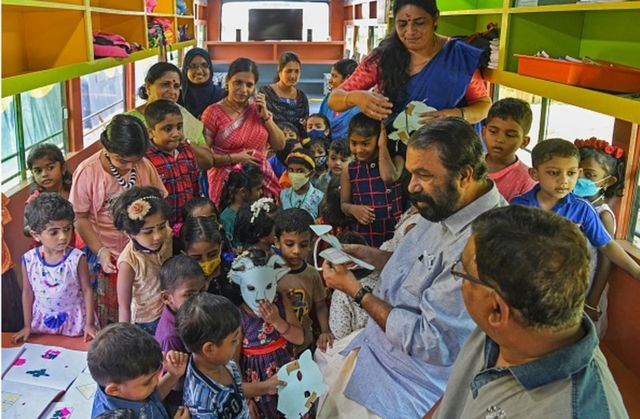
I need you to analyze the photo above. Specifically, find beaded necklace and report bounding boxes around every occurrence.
[105,153,137,189]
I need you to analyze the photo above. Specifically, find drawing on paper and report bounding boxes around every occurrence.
[26,368,50,377]
[50,407,73,418]
[2,392,21,413]
[42,349,62,360]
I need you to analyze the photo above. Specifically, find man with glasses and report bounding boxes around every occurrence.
[319,117,507,419]
[427,205,627,419]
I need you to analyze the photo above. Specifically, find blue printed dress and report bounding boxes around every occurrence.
[240,295,294,419]
[22,247,97,336]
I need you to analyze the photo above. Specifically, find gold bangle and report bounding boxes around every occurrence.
[344,92,352,107]
[460,107,466,120]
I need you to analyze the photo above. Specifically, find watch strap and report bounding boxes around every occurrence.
[353,285,372,307]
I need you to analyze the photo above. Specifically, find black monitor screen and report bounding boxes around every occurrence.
[248,9,303,41]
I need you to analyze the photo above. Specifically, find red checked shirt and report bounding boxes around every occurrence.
[145,142,199,225]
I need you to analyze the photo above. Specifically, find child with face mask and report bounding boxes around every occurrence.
[280,149,324,219]
[574,138,626,337]
[229,248,304,419]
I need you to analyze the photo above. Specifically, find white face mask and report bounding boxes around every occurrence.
[229,254,290,315]
[289,172,310,191]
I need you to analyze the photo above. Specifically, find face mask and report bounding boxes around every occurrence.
[315,155,327,169]
[199,256,221,277]
[229,254,291,315]
[574,177,607,198]
[289,172,310,191]
[307,129,325,139]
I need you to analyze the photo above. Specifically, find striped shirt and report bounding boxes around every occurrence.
[183,358,249,419]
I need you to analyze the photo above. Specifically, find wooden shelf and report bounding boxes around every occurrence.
[2,0,196,97]
[433,0,640,124]
[485,70,640,124]
[206,41,345,64]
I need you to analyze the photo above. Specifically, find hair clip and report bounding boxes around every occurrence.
[574,137,624,160]
[231,164,243,173]
[250,197,274,223]
[126,196,159,221]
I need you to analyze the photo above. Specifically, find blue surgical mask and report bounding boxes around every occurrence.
[307,129,325,139]
[315,155,328,168]
[574,177,602,198]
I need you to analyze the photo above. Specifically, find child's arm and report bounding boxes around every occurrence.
[116,262,135,323]
[12,265,34,343]
[190,144,214,171]
[315,299,334,352]
[259,298,304,346]
[377,123,404,184]
[78,255,97,341]
[585,212,616,321]
[599,241,640,282]
[158,351,189,400]
[340,164,374,225]
[75,212,116,273]
[244,375,286,398]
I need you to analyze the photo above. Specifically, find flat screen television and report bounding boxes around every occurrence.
[248,9,303,41]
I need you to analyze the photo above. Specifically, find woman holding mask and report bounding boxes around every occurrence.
[328,0,491,134]
[201,57,286,206]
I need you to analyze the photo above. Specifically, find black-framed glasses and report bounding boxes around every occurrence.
[451,259,497,291]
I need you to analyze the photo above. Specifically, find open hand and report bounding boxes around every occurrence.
[357,90,393,121]
[164,350,189,378]
[98,248,116,274]
[322,260,358,294]
[257,300,283,325]
[418,108,463,125]
[263,374,286,395]
[233,150,261,166]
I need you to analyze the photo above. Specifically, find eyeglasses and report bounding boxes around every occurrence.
[188,63,209,71]
[451,259,499,292]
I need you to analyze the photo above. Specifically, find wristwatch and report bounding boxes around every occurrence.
[353,285,372,307]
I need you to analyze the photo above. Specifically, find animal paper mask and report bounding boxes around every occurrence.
[229,253,290,315]
[310,225,375,271]
[277,350,328,418]
[388,101,437,144]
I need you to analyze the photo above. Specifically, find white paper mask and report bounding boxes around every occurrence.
[277,350,328,418]
[229,253,290,315]
[310,225,375,272]
[388,101,437,144]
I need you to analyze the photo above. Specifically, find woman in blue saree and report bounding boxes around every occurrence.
[319,59,360,139]
[328,0,491,133]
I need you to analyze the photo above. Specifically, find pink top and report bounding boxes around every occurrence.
[488,157,537,202]
[69,150,167,256]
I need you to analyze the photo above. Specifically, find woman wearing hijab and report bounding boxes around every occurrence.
[179,48,225,119]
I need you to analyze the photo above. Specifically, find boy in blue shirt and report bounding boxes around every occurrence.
[87,323,189,419]
[177,293,282,418]
[511,138,640,283]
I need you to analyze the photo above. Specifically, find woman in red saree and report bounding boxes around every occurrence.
[202,58,286,206]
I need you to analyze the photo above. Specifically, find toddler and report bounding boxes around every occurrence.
[483,98,536,201]
[177,293,282,418]
[13,193,97,343]
[235,197,278,253]
[231,248,304,418]
[511,139,640,284]
[269,122,300,178]
[575,137,626,334]
[306,137,330,191]
[317,139,351,193]
[145,99,200,226]
[112,186,172,334]
[275,208,332,353]
[26,143,72,201]
[219,164,263,248]
[280,150,324,219]
[88,322,189,418]
[341,113,404,247]
[306,112,332,141]
[181,215,240,304]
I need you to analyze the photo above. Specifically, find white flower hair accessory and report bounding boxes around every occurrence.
[126,196,158,221]
[250,197,274,223]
